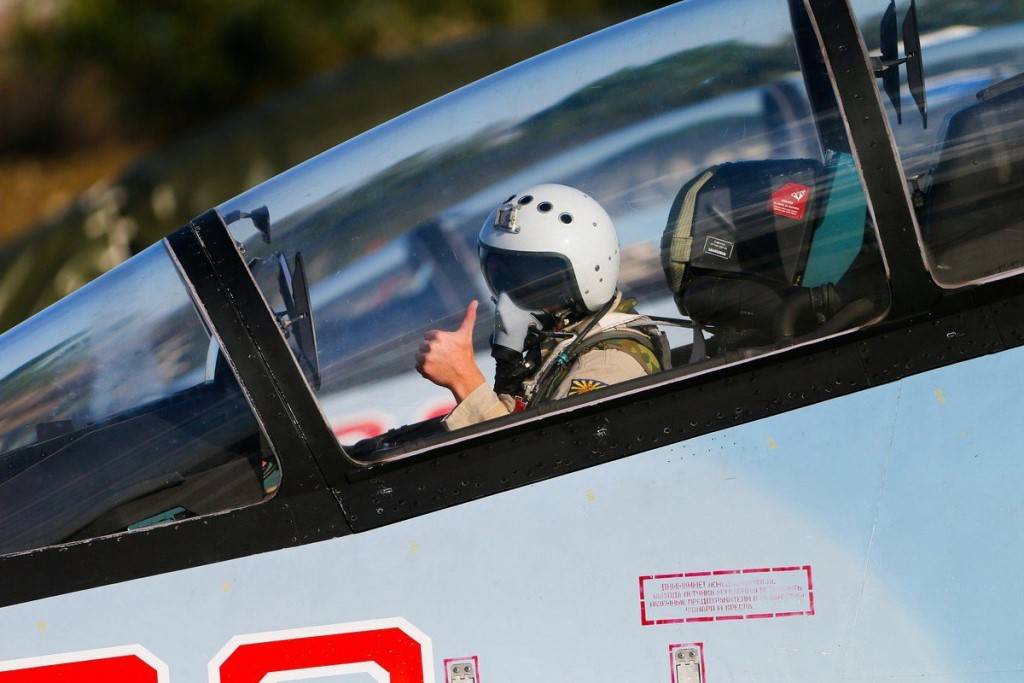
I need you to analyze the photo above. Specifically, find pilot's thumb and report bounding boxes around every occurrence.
[458,300,478,335]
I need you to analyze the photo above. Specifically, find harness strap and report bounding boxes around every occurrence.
[689,323,707,364]
[589,337,663,375]
[530,326,666,404]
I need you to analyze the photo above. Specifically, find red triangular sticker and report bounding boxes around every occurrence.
[771,182,812,220]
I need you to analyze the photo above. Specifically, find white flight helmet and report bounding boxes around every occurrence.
[478,183,620,314]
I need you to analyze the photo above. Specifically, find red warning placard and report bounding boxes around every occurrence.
[771,182,811,220]
[639,565,814,626]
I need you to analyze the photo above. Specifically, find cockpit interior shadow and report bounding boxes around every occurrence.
[918,73,1024,282]
[0,363,268,555]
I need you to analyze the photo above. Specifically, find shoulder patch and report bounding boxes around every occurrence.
[592,338,662,375]
[567,378,609,396]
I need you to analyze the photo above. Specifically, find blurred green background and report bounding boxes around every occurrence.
[0,0,668,332]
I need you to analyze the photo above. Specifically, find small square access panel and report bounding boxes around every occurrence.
[669,643,705,683]
[444,656,479,683]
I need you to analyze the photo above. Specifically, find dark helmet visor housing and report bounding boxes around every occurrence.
[479,245,583,313]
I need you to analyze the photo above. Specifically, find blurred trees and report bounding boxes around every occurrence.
[1,0,665,155]
[913,0,1024,32]
[0,1,665,330]
[860,0,1024,48]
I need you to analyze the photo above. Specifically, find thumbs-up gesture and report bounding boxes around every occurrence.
[416,300,486,402]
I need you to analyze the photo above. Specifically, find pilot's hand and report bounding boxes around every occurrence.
[416,300,486,402]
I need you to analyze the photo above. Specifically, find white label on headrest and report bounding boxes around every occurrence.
[703,236,734,260]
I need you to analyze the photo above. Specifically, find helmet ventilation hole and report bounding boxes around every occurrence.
[594,265,600,271]
[518,195,533,205]
[537,201,553,212]
[559,213,573,224]
[505,194,515,203]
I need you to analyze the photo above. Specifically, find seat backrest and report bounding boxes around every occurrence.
[661,155,879,352]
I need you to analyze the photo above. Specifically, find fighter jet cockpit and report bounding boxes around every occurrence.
[215,0,897,462]
[3,0,1023,558]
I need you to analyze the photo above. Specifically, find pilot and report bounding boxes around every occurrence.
[417,183,667,431]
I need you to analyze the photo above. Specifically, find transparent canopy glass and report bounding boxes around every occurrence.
[219,0,890,456]
[0,245,276,555]
[852,0,1024,283]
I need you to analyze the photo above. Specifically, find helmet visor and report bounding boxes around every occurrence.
[479,245,582,312]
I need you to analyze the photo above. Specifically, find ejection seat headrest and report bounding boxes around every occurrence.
[660,159,828,305]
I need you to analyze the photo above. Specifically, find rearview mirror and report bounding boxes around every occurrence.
[870,0,928,129]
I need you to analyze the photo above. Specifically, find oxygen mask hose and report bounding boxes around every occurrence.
[774,283,843,341]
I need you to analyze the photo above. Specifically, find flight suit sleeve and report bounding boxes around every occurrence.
[443,348,647,431]
[443,383,517,431]
[551,347,647,398]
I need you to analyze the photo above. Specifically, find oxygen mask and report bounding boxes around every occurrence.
[491,292,545,396]
[492,291,541,353]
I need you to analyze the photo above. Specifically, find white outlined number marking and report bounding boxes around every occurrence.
[0,618,433,683]
[0,645,168,682]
